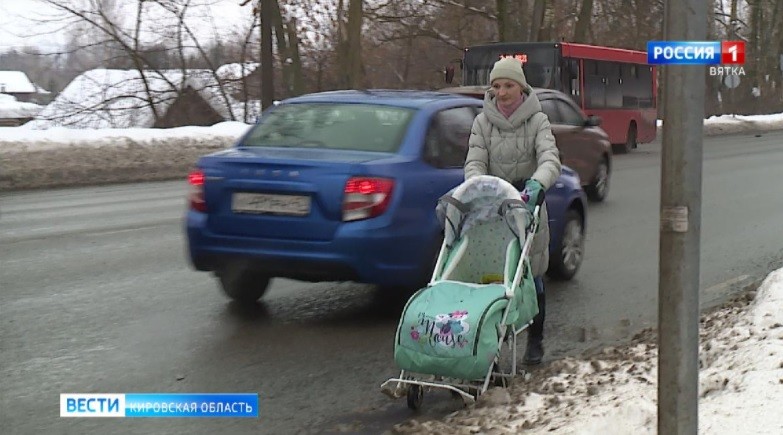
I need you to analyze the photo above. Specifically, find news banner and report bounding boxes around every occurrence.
[647,40,746,77]
[60,393,259,418]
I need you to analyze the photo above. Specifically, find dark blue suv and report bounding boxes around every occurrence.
[185,90,587,303]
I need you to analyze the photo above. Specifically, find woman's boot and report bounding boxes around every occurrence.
[524,290,545,365]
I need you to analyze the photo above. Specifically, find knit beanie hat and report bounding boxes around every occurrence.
[489,57,528,87]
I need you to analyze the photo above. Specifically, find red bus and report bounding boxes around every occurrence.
[449,42,657,153]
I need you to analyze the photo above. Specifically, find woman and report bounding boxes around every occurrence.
[464,56,562,365]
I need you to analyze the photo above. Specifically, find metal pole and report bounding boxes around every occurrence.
[260,0,274,110]
[658,0,706,433]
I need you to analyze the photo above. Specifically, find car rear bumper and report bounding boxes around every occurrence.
[185,211,437,287]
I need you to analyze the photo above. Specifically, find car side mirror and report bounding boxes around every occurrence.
[584,116,601,127]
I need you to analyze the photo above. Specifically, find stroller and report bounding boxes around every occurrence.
[381,175,542,409]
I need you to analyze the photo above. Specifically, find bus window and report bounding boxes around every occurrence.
[584,60,605,109]
[621,64,639,108]
[598,62,620,78]
[605,62,622,108]
[637,67,654,108]
[561,58,580,99]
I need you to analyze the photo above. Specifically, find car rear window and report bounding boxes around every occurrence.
[242,103,415,152]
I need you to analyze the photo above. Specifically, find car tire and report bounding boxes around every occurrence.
[585,157,610,202]
[547,209,584,281]
[218,264,271,303]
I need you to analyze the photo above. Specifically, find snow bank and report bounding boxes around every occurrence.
[0,94,41,119]
[656,113,783,136]
[0,122,251,191]
[392,271,783,434]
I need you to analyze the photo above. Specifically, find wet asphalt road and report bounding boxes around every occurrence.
[2,131,783,434]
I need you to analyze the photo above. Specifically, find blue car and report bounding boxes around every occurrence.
[185,90,587,303]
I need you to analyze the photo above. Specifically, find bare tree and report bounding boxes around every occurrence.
[529,0,547,41]
[12,0,782,121]
[34,0,261,125]
[573,0,593,42]
[335,0,365,88]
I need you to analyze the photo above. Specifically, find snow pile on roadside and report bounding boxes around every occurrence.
[1,121,250,153]
[0,94,41,119]
[655,112,783,136]
[703,113,783,136]
[0,122,251,191]
[393,269,783,434]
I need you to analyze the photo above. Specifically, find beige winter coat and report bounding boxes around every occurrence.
[464,87,562,276]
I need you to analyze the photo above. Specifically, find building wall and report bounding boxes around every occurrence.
[0,117,33,127]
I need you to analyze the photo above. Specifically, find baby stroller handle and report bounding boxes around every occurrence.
[507,204,540,298]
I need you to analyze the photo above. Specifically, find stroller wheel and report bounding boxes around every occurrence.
[406,385,424,410]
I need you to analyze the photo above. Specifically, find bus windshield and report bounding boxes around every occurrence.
[463,44,558,88]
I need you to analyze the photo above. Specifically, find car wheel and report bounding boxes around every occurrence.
[547,209,584,281]
[585,157,610,202]
[218,264,271,303]
[614,123,637,154]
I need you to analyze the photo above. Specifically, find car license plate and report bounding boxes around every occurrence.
[231,192,311,216]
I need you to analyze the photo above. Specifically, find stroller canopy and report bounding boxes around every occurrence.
[436,175,530,248]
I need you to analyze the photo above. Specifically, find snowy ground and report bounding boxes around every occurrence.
[391,268,783,434]
[676,112,783,136]
[0,121,250,191]
[2,112,783,191]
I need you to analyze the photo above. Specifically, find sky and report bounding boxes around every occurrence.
[0,0,254,53]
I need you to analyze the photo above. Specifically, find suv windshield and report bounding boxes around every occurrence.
[242,103,415,153]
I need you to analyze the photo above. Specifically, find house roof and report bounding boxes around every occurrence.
[0,71,37,94]
[28,68,259,129]
[216,62,259,81]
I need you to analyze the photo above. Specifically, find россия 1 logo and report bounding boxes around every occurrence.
[647,41,746,77]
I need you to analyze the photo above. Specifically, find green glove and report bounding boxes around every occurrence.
[520,179,545,213]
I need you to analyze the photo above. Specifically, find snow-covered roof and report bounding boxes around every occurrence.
[0,93,42,119]
[0,71,37,94]
[216,62,260,81]
[28,68,259,129]
[33,83,51,94]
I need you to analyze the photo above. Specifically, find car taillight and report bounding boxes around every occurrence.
[342,177,394,221]
[188,169,207,212]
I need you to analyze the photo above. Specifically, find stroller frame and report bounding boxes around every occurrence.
[381,202,540,409]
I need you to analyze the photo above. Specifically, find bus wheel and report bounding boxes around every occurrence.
[615,123,637,154]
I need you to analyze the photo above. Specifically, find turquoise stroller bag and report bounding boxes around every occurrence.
[394,272,538,380]
[392,175,540,381]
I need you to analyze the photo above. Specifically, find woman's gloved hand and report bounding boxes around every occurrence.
[520,179,545,213]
